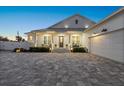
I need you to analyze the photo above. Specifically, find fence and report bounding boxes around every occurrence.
[0,41,30,51]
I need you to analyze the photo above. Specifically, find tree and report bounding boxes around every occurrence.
[16,36,22,42]
[0,36,9,41]
[16,36,25,42]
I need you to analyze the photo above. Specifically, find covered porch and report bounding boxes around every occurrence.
[29,29,83,50]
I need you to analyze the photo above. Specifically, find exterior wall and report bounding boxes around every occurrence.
[90,29,124,63]
[89,11,124,34]
[83,11,124,51]
[27,32,36,46]
[82,31,92,51]
[84,10,124,63]
[0,41,30,51]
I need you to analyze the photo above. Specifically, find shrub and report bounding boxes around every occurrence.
[13,48,28,52]
[29,47,50,52]
[72,47,88,53]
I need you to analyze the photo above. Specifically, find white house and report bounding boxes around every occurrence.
[26,8,124,63]
[25,14,95,49]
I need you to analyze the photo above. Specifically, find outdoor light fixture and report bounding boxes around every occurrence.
[92,32,97,36]
[65,25,69,28]
[71,48,73,51]
[85,25,89,28]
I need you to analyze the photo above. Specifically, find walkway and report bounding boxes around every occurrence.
[52,48,70,53]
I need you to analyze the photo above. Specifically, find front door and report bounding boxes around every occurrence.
[59,36,64,47]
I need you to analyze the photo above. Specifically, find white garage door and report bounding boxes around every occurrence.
[90,29,124,63]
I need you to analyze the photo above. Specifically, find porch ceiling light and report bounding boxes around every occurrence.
[92,32,98,36]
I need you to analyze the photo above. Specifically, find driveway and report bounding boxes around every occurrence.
[0,52,124,86]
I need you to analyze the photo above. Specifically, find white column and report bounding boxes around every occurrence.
[69,34,71,49]
[52,34,54,50]
[35,32,38,47]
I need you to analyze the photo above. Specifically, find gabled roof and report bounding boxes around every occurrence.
[25,14,96,34]
[48,14,96,29]
[84,7,124,32]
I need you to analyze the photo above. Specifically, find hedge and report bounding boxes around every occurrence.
[29,47,50,52]
[72,47,88,53]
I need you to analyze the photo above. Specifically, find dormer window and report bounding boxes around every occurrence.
[75,19,78,24]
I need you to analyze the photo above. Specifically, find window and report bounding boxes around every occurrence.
[44,36,51,44]
[75,19,78,24]
[29,35,32,41]
[72,36,80,45]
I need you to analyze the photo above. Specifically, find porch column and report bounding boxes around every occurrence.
[52,34,53,43]
[69,34,71,49]
[52,34,54,50]
[35,32,38,47]
[69,34,70,43]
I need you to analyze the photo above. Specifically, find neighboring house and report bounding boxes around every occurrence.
[25,14,95,49]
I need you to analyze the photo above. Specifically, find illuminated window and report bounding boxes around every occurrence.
[72,36,80,45]
[44,36,51,44]
[29,36,32,40]
[75,19,78,24]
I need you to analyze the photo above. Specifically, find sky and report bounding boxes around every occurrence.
[0,6,122,40]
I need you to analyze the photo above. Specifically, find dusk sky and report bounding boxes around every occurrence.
[0,6,122,40]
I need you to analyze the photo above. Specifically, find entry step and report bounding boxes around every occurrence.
[52,48,70,53]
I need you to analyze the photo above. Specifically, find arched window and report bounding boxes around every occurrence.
[75,19,78,24]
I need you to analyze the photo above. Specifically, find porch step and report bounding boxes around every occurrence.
[52,48,70,53]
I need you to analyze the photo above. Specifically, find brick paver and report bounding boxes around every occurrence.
[0,52,124,86]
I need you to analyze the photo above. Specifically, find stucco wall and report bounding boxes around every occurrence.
[0,41,30,51]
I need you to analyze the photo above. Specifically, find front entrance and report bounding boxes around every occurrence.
[59,36,64,47]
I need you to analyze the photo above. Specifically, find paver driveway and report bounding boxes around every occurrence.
[0,52,124,86]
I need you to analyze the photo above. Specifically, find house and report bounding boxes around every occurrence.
[26,7,124,63]
[25,14,95,49]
